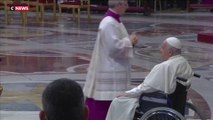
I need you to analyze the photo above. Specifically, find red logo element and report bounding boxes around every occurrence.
[10,6,29,11]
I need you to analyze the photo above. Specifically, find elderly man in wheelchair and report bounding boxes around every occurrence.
[105,37,193,120]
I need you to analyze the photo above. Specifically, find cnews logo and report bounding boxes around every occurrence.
[10,6,29,11]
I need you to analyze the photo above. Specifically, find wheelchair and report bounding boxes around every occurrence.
[133,74,206,120]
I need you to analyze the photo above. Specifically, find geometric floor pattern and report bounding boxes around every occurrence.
[0,11,213,120]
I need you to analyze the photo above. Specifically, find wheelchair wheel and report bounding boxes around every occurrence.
[139,107,185,120]
[185,102,206,120]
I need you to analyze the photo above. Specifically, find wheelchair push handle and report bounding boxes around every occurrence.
[176,73,201,82]
[193,73,201,78]
[176,77,187,82]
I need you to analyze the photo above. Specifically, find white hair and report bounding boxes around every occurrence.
[108,0,126,8]
[166,43,182,55]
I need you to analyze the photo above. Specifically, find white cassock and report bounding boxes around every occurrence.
[106,55,193,120]
[83,16,133,100]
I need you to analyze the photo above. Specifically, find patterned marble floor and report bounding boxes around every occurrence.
[0,11,213,120]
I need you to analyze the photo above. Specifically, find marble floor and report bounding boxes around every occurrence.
[0,11,213,120]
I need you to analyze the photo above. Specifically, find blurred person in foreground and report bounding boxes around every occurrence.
[39,78,88,120]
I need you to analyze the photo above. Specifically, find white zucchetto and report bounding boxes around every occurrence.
[166,37,182,49]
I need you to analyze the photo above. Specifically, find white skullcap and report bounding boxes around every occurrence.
[166,37,182,49]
